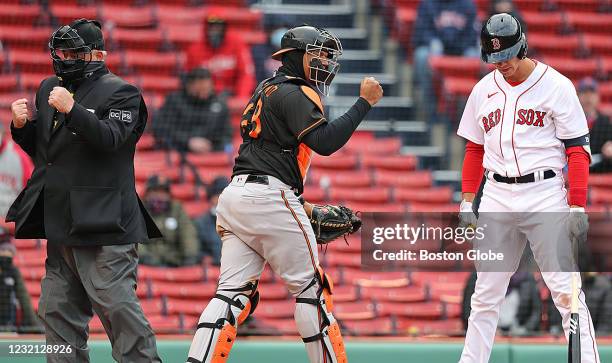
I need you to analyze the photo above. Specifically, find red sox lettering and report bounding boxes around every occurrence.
[482,108,501,133]
[516,108,546,127]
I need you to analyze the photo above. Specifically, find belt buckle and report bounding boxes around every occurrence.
[514,177,519,183]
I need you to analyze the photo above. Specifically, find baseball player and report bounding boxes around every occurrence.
[457,14,600,362]
[186,25,383,363]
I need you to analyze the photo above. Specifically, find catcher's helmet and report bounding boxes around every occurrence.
[49,19,104,82]
[272,25,342,96]
[480,13,527,63]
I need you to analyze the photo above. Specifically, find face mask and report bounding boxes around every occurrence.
[145,198,171,215]
[0,256,13,270]
[208,34,224,49]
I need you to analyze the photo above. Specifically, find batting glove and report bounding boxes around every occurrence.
[568,207,589,245]
[458,200,478,229]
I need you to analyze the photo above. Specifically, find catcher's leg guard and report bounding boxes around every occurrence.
[186,281,259,363]
[295,266,347,363]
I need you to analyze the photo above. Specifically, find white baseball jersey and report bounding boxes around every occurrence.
[457,61,589,177]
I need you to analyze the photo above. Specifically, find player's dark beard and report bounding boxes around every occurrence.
[278,50,306,80]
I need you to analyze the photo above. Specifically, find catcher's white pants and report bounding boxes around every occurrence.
[459,172,600,363]
[187,175,338,363]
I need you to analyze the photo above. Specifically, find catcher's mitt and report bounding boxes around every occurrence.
[310,204,362,244]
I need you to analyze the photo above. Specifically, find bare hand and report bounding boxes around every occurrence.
[48,87,74,114]
[360,76,383,106]
[188,137,212,153]
[11,98,29,128]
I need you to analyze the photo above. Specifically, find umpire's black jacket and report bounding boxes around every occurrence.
[6,66,162,246]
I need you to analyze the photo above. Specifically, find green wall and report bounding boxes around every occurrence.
[2,339,611,363]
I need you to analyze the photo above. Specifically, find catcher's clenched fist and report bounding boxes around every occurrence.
[48,86,74,114]
[11,98,30,128]
[360,76,383,106]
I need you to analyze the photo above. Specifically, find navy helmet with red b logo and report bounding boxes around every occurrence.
[480,13,527,63]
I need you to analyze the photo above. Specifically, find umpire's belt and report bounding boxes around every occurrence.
[487,169,556,184]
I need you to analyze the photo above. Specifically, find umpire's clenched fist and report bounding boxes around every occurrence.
[360,76,383,106]
[48,87,74,114]
[11,98,29,129]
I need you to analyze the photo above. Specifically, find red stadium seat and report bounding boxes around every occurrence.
[582,34,612,57]
[111,28,164,51]
[139,298,165,316]
[334,301,376,320]
[254,318,297,335]
[429,56,483,79]
[528,34,581,57]
[49,5,98,25]
[186,152,232,167]
[165,298,207,316]
[257,283,289,301]
[310,154,358,170]
[0,4,41,26]
[589,173,612,189]
[344,137,402,155]
[360,286,427,303]
[20,266,46,281]
[301,187,327,204]
[139,75,180,94]
[375,170,432,188]
[0,74,19,93]
[555,0,601,12]
[11,51,53,73]
[566,12,612,35]
[101,5,156,28]
[323,252,362,269]
[361,155,417,171]
[309,170,373,188]
[591,188,612,205]
[394,186,453,204]
[205,6,262,31]
[13,238,42,250]
[341,269,410,288]
[170,183,197,201]
[396,318,463,336]
[255,301,294,319]
[329,187,391,204]
[377,301,443,319]
[544,57,599,80]
[124,50,180,76]
[410,271,470,286]
[153,281,216,299]
[332,285,359,303]
[138,265,206,283]
[443,77,476,97]
[148,315,183,333]
[24,280,41,297]
[19,73,52,91]
[408,203,460,213]
[522,11,565,34]
[341,317,395,335]
[0,25,52,51]
[183,200,210,218]
[343,202,407,213]
[163,24,202,50]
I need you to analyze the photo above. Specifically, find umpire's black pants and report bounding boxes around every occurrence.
[37,242,161,363]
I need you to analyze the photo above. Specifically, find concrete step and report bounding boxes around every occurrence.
[256,4,356,29]
[358,120,430,146]
[326,96,413,120]
[401,145,445,170]
[339,50,384,73]
[332,72,397,96]
[329,28,369,50]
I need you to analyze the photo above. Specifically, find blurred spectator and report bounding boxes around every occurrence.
[0,227,40,332]
[194,176,229,266]
[548,272,612,334]
[252,26,286,82]
[139,175,199,267]
[185,14,256,98]
[577,77,612,173]
[489,0,526,32]
[0,124,33,218]
[462,271,541,336]
[412,0,479,123]
[152,67,232,153]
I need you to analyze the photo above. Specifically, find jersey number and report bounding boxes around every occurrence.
[240,98,263,139]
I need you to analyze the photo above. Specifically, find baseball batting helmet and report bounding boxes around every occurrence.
[480,13,527,63]
[271,25,342,95]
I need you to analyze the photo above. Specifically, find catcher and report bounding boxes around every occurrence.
[186,25,382,363]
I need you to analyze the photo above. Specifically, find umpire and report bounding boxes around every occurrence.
[6,19,162,362]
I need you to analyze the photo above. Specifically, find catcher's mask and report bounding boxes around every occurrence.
[272,25,342,96]
[49,18,105,83]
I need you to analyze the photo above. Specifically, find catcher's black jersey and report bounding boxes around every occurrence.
[233,74,326,194]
